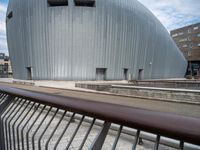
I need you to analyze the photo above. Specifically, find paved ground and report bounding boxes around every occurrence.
[0,81,200,118]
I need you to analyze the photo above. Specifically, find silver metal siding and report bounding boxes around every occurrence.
[6,0,187,80]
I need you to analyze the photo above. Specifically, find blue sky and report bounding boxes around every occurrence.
[0,0,200,55]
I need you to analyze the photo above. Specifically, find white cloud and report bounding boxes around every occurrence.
[0,3,7,33]
[0,2,7,54]
[138,0,200,30]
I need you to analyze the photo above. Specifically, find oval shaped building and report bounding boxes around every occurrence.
[6,0,187,80]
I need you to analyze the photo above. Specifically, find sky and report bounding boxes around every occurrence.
[0,0,200,55]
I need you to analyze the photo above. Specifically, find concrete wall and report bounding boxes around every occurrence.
[75,83,200,103]
[110,86,200,103]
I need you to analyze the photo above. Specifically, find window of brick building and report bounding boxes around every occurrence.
[182,44,187,48]
[194,26,199,30]
[172,33,178,37]
[178,32,184,36]
[179,38,187,42]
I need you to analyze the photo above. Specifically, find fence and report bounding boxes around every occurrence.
[0,85,200,150]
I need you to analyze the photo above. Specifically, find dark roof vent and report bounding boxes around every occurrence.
[74,0,95,7]
[48,0,68,6]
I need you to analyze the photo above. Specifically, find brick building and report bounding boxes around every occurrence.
[0,53,12,78]
[170,23,200,76]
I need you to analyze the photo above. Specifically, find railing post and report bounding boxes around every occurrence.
[0,95,15,150]
[154,135,160,150]
[132,130,140,150]
[90,122,111,150]
[179,141,184,150]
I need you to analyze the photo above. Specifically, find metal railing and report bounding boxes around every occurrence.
[0,85,200,150]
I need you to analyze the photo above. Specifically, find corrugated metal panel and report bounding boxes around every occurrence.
[6,0,187,80]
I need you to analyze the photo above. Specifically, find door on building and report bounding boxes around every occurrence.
[96,68,107,80]
[123,68,128,80]
[26,67,32,80]
[138,69,144,80]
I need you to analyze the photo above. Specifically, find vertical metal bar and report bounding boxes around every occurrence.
[8,99,25,150]
[0,93,5,101]
[0,93,4,97]
[3,99,16,150]
[154,135,160,150]
[16,102,35,150]
[0,95,13,115]
[26,105,46,150]
[65,115,85,150]
[79,118,96,150]
[0,96,13,113]
[0,94,4,102]
[45,111,67,150]
[90,122,111,150]
[32,107,52,150]
[0,94,7,105]
[1,98,15,150]
[112,125,123,150]
[0,95,14,150]
[12,101,30,150]
[53,113,75,150]
[38,108,59,150]
[132,130,140,150]
[4,98,21,150]
[179,141,184,150]
[21,103,40,150]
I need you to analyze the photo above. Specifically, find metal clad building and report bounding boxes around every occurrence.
[6,0,187,80]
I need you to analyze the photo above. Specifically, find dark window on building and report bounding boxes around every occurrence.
[26,67,32,80]
[74,0,95,7]
[0,65,3,71]
[138,69,144,80]
[7,11,13,19]
[123,68,128,80]
[48,0,68,6]
[0,53,5,59]
[4,56,9,61]
[96,68,107,80]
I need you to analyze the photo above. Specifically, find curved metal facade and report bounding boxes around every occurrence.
[6,0,187,80]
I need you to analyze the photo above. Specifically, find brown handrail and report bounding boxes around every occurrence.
[0,85,200,145]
